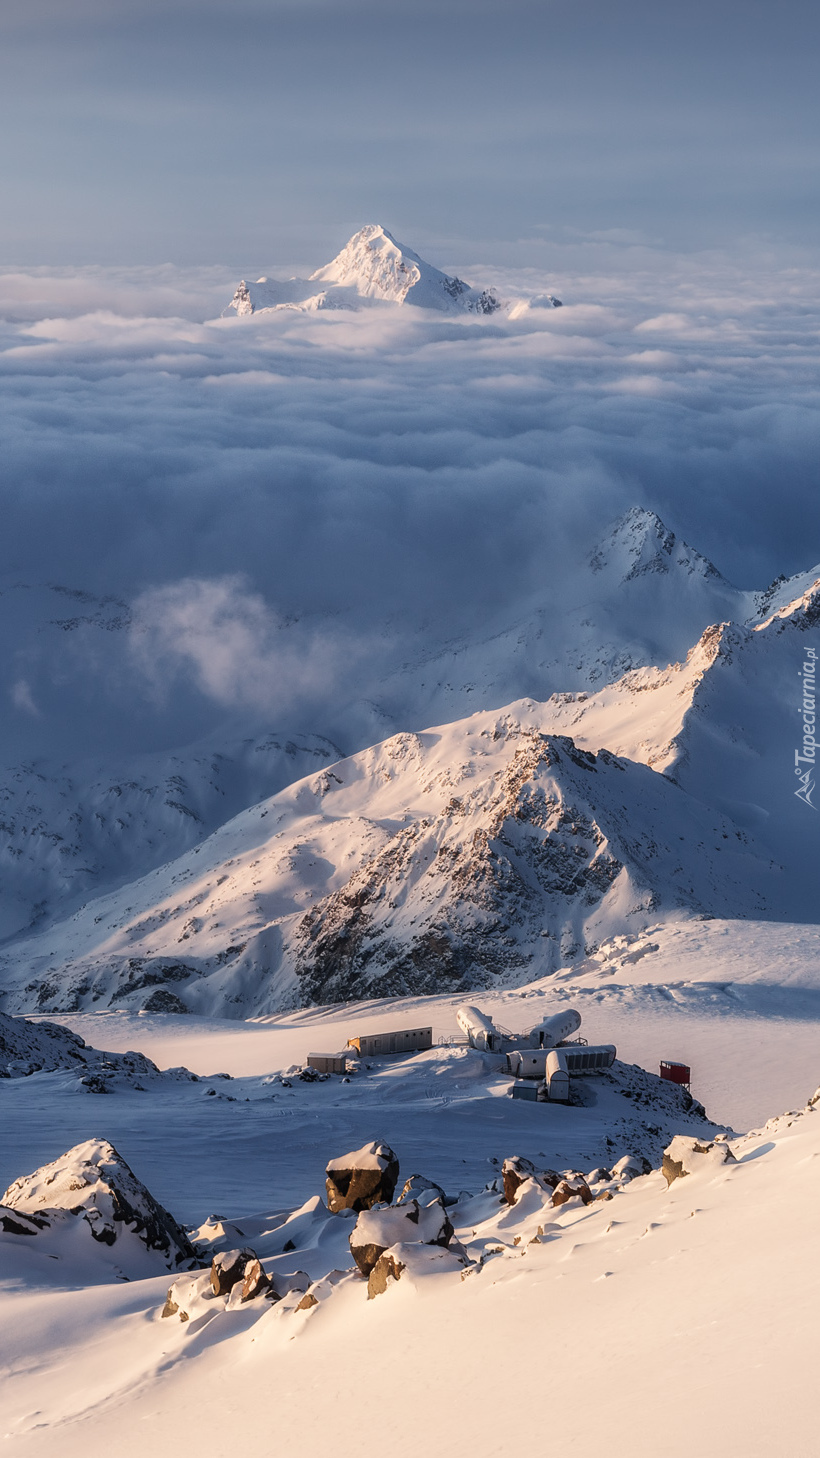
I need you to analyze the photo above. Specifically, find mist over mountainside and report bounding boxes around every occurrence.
[0,507,810,946]
[4,547,817,1018]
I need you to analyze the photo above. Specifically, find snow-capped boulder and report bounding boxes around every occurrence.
[662,1136,737,1187]
[210,1247,258,1296]
[1,1139,197,1276]
[611,1154,652,1182]
[325,1141,400,1213]
[502,1156,560,1205]
[350,1198,454,1277]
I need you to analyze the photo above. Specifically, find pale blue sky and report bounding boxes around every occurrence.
[1,0,817,264]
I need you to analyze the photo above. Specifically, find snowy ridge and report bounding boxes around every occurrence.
[0,709,775,1017]
[224,225,503,316]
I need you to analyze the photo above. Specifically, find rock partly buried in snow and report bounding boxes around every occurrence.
[551,1176,593,1208]
[611,1153,653,1182]
[662,1136,737,1187]
[350,1198,454,1277]
[502,1156,560,1205]
[163,1270,213,1321]
[367,1242,469,1299]
[325,1140,400,1213]
[1,1138,198,1274]
[210,1247,258,1296]
[396,1174,448,1207]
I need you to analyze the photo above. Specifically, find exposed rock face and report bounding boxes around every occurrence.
[0,1010,171,1087]
[350,1198,454,1277]
[210,1247,258,1296]
[1,1139,197,1273]
[367,1249,406,1298]
[502,1156,560,1205]
[325,1141,400,1213]
[0,1207,49,1236]
[662,1136,737,1187]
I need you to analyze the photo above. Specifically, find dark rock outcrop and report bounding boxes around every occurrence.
[210,1247,258,1296]
[325,1141,400,1213]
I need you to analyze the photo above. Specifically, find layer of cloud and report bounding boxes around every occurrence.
[0,241,819,766]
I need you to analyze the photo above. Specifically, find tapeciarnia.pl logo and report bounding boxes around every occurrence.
[795,646,818,808]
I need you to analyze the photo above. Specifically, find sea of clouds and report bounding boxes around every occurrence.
[1,240,819,765]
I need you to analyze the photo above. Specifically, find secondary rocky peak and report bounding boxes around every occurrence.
[589,507,726,586]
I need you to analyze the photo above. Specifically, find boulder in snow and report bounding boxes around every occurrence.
[325,1140,400,1213]
[350,1198,454,1278]
[502,1156,560,1205]
[210,1247,258,1296]
[240,1257,273,1303]
[551,1176,593,1208]
[611,1153,652,1182]
[662,1136,737,1187]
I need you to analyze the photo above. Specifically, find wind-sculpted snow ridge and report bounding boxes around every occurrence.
[0,708,775,1017]
[224,224,506,317]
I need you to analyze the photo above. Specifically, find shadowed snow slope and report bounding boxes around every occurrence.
[224,224,503,316]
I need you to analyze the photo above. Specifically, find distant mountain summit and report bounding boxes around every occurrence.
[224,225,507,316]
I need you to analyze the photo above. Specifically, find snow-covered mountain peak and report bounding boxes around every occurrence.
[223,225,502,317]
[589,507,727,587]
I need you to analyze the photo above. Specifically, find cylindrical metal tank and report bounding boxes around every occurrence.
[545,1049,571,1101]
[529,1008,582,1049]
[456,1005,503,1053]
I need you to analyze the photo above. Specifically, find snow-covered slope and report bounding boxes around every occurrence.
[0,703,776,1017]
[1,1067,819,1457]
[536,577,820,913]
[377,507,754,721]
[224,225,503,316]
[2,509,816,956]
[0,730,340,942]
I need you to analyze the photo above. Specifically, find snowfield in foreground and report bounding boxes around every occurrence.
[1,999,818,1458]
